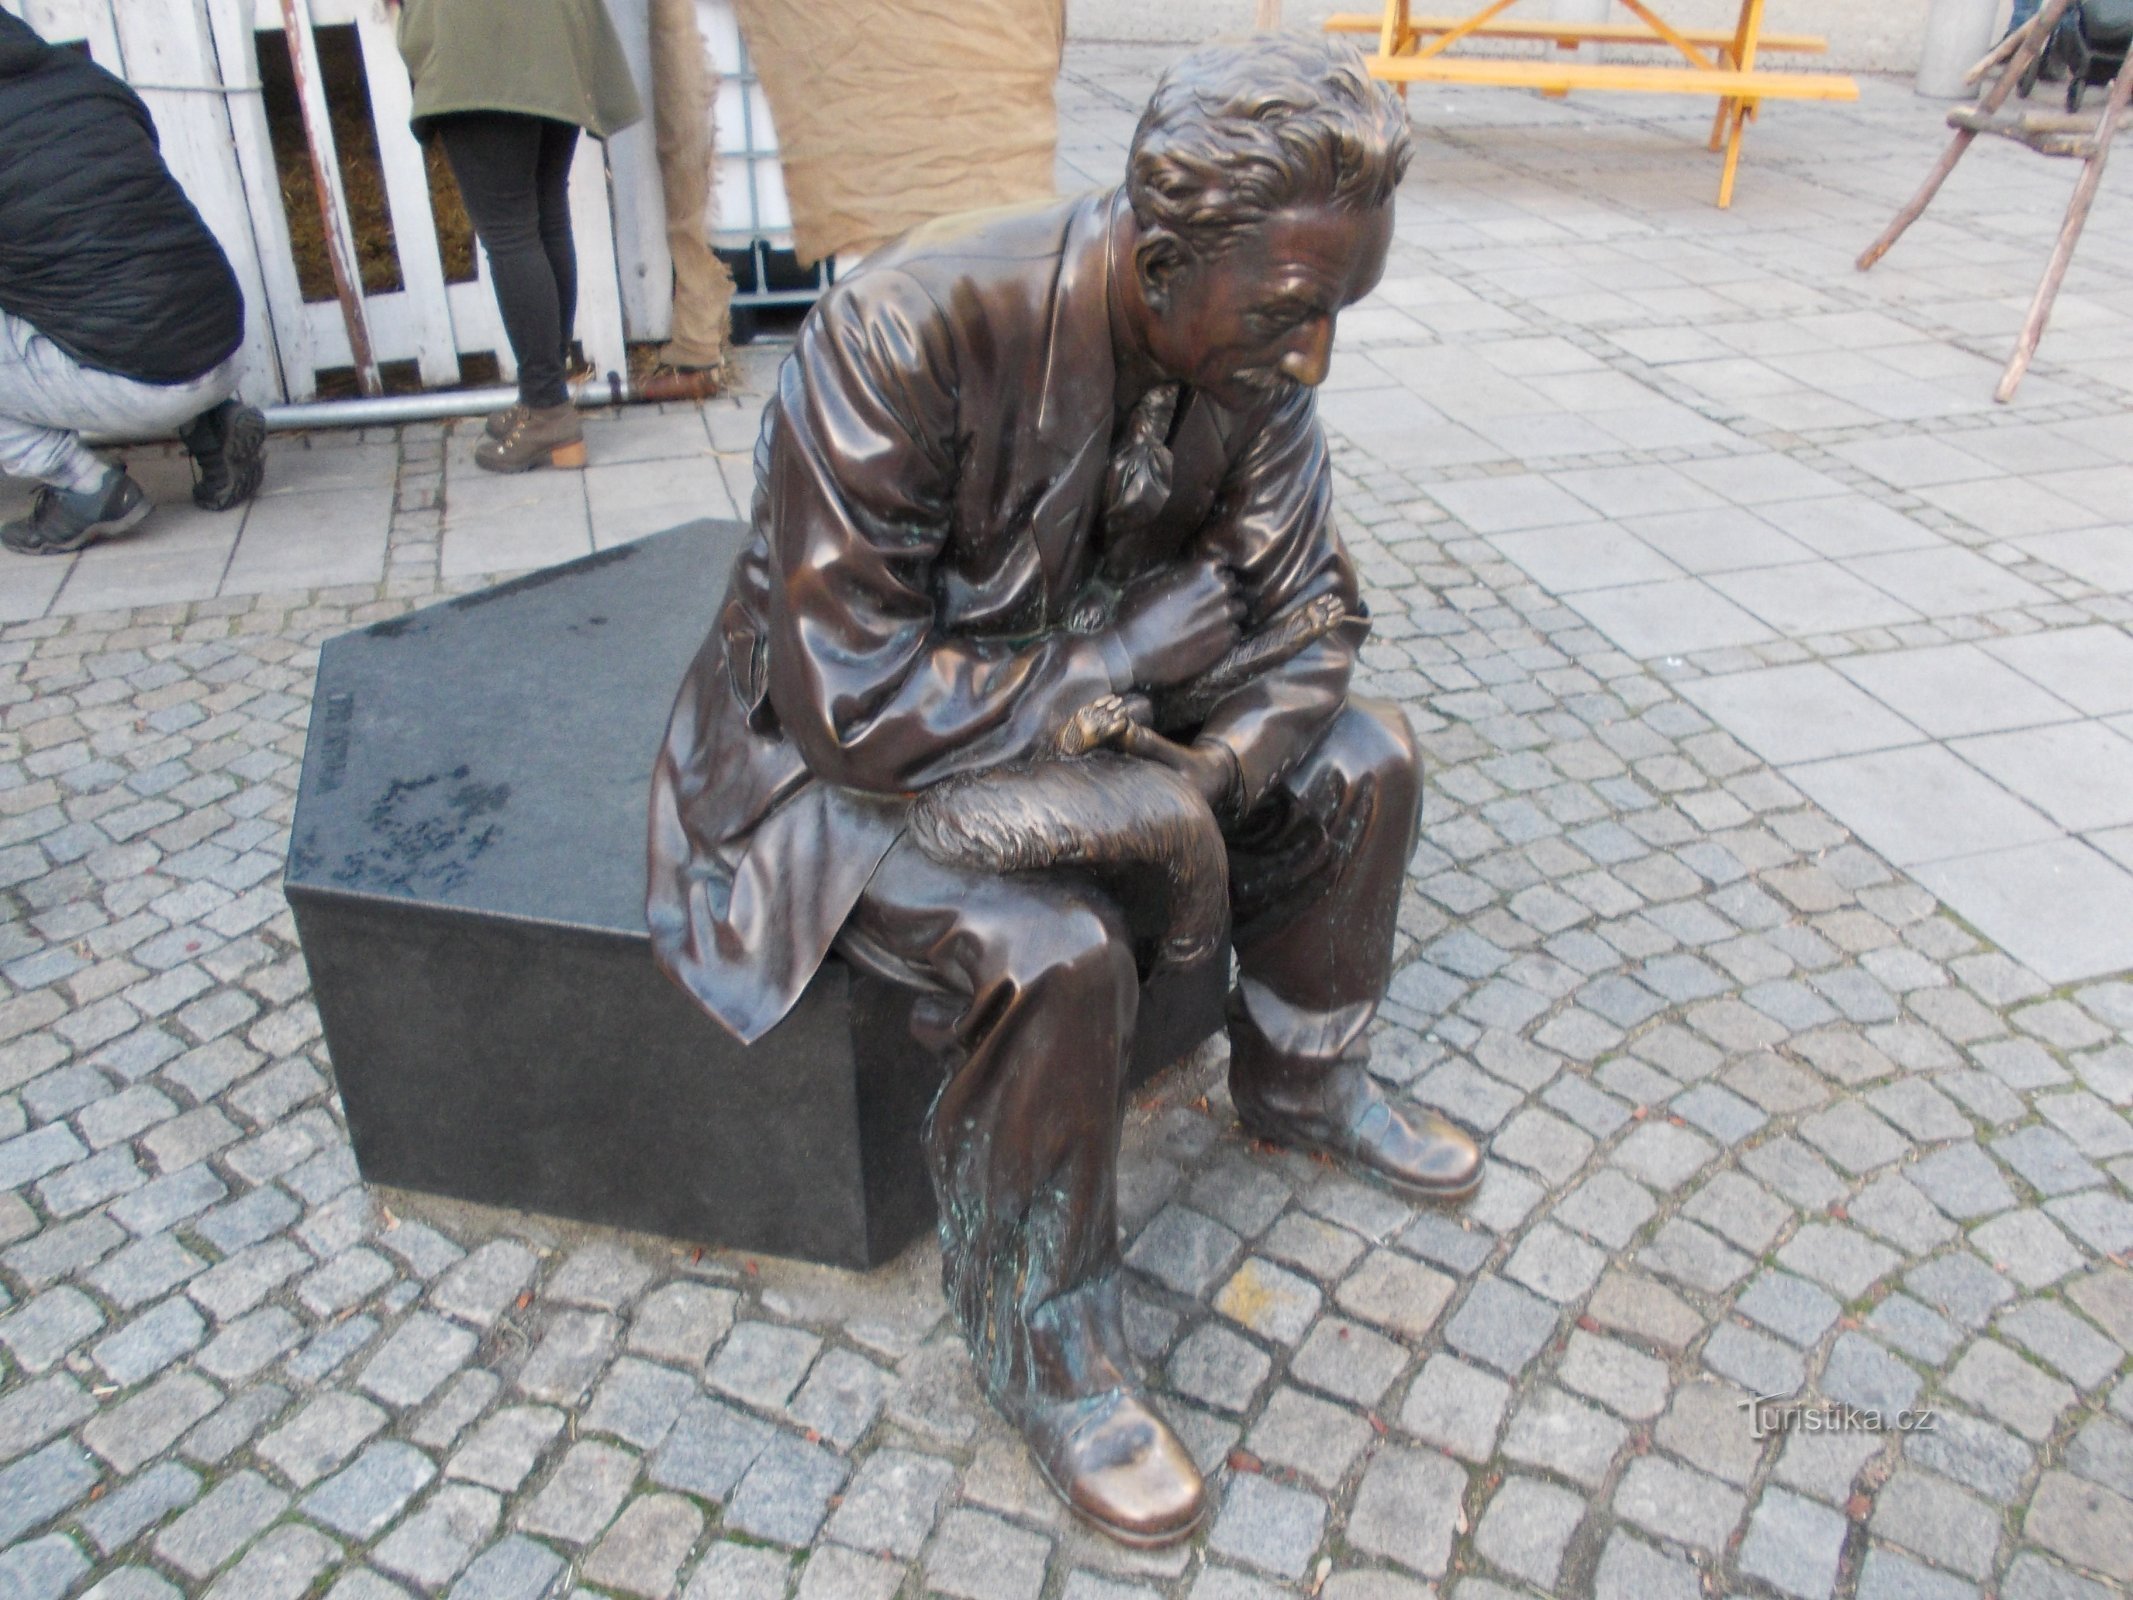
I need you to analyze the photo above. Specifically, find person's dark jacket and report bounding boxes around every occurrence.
[0,12,243,384]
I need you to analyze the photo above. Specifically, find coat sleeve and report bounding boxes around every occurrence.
[759,269,1117,794]
[1191,383,1367,813]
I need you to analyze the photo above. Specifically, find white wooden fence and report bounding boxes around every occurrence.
[0,0,675,403]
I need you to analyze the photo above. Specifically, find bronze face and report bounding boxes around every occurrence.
[1128,200,1394,411]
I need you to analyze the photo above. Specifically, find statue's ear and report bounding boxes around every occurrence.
[1135,229,1188,312]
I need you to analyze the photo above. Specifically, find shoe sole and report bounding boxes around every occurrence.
[1,494,152,556]
[195,405,268,511]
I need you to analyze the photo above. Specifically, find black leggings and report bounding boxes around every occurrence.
[436,113,581,409]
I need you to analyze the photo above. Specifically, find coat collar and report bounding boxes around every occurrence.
[1033,188,1124,450]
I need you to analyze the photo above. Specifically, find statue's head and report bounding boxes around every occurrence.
[1123,35,1410,410]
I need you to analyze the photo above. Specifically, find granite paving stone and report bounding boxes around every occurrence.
[1738,1270,1843,1347]
[77,1457,200,1554]
[708,1320,824,1410]
[372,1484,500,1589]
[0,1536,89,1600]
[1871,1470,2004,1580]
[447,1406,566,1494]
[1738,1486,1849,1600]
[1947,1338,2078,1441]
[199,1523,338,1600]
[925,1507,1052,1600]
[626,1281,736,1367]
[1612,1455,1745,1555]
[826,1446,956,1559]
[1502,1384,1630,1490]
[1996,1297,2125,1388]
[1246,1385,1373,1487]
[580,1492,703,1597]
[1207,1472,1327,1581]
[1473,1474,1584,1589]
[1289,1316,1408,1408]
[1398,1353,1509,1461]
[257,1391,387,1488]
[1168,1323,1273,1415]
[1346,1446,1464,1578]
[517,1439,638,1545]
[444,1534,567,1600]
[300,1439,438,1538]
[152,1469,289,1580]
[1906,1409,2035,1504]
[1655,1378,1765,1487]
[682,1542,793,1600]
[724,1430,848,1546]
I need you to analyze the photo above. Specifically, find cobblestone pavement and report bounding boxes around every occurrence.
[4,43,2133,1600]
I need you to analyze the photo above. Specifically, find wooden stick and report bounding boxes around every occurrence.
[1857,0,2077,270]
[277,0,380,395]
[1964,26,2024,86]
[1996,53,2133,401]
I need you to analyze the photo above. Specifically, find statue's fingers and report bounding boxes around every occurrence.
[1117,724,1197,774]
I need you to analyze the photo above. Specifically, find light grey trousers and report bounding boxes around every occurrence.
[0,309,239,493]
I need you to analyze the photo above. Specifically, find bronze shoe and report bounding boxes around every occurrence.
[1240,1063,1483,1203]
[1024,1388,1206,1547]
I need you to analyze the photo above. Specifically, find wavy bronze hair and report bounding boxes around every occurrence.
[1127,34,1412,264]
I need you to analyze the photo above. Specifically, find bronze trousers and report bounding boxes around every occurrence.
[836,698,1422,1421]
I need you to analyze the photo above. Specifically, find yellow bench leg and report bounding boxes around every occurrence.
[1717,100,1753,206]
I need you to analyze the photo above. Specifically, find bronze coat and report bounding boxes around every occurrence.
[647,189,1365,1043]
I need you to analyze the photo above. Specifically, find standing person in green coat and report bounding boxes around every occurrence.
[394,0,642,472]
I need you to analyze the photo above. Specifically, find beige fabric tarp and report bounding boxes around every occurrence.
[732,0,1065,267]
[651,0,734,368]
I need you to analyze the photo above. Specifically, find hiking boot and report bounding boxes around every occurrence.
[179,399,267,511]
[474,402,585,473]
[483,402,529,441]
[1,469,152,556]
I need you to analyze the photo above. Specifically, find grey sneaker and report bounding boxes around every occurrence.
[1,469,151,556]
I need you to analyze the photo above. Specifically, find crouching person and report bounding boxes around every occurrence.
[0,11,266,557]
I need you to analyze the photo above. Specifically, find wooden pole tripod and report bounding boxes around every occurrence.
[1858,0,2132,402]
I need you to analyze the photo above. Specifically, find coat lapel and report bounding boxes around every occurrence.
[1027,192,1122,615]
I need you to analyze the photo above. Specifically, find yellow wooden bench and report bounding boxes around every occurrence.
[1324,12,1827,55]
[1327,0,1860,206]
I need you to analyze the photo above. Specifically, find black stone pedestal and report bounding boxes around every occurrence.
[287,521,1225,1270]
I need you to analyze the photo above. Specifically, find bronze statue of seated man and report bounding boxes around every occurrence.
[647,33,1482,1547]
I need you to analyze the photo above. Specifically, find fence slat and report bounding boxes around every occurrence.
[351,0,460,386]
[601,0,672,343]
[275,0,382,393]
[569,140,631,378]
[447,277,514,383]
[107,0,283,406]
[202,0,307,401]
[9,0,125,69]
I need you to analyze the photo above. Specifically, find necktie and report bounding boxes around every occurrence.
[1100,384,1181,575]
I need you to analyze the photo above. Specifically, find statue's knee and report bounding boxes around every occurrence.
[1005,893,1135,1006]
[1334,698,1422,799]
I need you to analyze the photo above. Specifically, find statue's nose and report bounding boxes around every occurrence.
[1278,319,1333,387]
